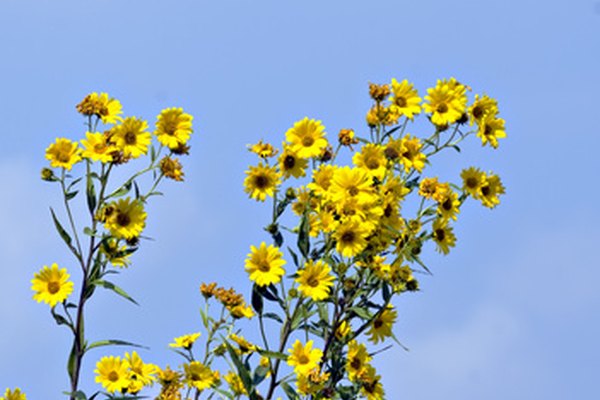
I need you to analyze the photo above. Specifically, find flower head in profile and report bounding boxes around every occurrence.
[346,340,372,381]
[111,117,151,159]
[478,172,505,208]
[169,333,201,350]
[423,78,468,126]
[160,156,184,181]
[125,351,158,392]
[398,134,426,173]
[76,92,123,124]
[367,306,397,344]
[31,263,74,308]
[81,131,117,163]
[103,197,147,240]
[245,242,286,286]
[469,94,498,126]
[1,388,26,400]
[389,78,422,119]
[183,361,220,391]
[95,356,131,394]
[244,163,281,202]
[295,260,335,301]
[248,140,278,158]
[287,340,323,375]
[154,107,193,150]
[285,117,328,159]
[359,365,385,400]
[45,138,82,170]
[225,371,248,396]
[477,115,506,148]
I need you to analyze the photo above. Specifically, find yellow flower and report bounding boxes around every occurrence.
[431,218,456,255]
[287,340,323,375]
[81,131,116,163]
[353,144,387,181]
[245,242,286,287]
[154,108,193,149]
[346,340,372,381]
[248,140,278,158]
[461,167,486,198]
[103,197,147,240]
[418,177,440,199]
[1,388,26,400]
[477,115,506,148]
[296,367,329,396]
[224,371,247,396]
[335,320,352,340]
[333,218,371,258]
[436,187,460,221]
[169,333,201,350]
[285,117,328,159]
[76,92,123,124]
[111,117,152,158]
[398,134,426,173]
[279,144,308,179]
[468,94,498,126]
[366,104,399,127]
[478,172,505,208]
[328,166,377,206]
[183,361,219,391]
[95,356,131,394]
[367,306,397,344]
[125,351,158,392]
[423,78,468,126]
[160,156,184,181]
[229,333,257,354]
[229,302,255,319]
[296,260,335,301]
[388,78,421,119]
[101,238,131,268]
[244,163,281,202]
[338,128,358,146]
[359,365,385,400]
[31,263,74,308]
[45,138,82,170]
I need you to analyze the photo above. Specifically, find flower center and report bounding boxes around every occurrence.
[116,213,131,227]
[436,103,448,114]
[373,318,383,329]
[108,371,119,382]
[480,185,491,196]
[124,131,137,145]
[395,96,407,107]
[472,105,483,119]
[284,155,296,169]
[57,151,71,163]
[466,177,478,188]
[94,143,107,153]
[298,354,310,364]
[257,262,271,272]
[254,175,269,189]
[348,186,359,196]
[366,159,379,170]
[350,357,362,370]
[435,229,445,241]
[302,136,315,147]
[307,275,320,288]
[47,281,60,294]
[384,147,399,160]
[442,198,453,211]
[341,231,356,244]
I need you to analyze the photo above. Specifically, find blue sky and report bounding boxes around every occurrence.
[1,0,599,398]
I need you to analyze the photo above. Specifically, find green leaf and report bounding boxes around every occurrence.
[83,227,100,237]
[317,303,329,324]
[67,342,77,379]
[50,207,72,247]
[66,177,83,191]
[349,306,372,321]
[85,339,148,352]
[382,282,392,303]
[257,349,288,361]
[281,381,300,400]
[65,190,79,201]
[287,247,299,267]
[251,284,264,316]
[92,280,138,305]
[86,177,97,214]
[51,307,71,328]
[253,364,270,385]
[297,213,310,259]
[263,312,283,323]
[225,341,255,397]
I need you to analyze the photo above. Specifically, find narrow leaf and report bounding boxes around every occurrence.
[86,339,148,352]
[50,207,72,246]
[251,284,264,316]
[93,280,138,305]
[86,177,97,214]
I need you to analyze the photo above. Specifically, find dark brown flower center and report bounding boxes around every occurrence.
[341,231,356,244]
[47,281,60,294]
[258,262,271,272]
[116,213,131,227]
[302,136,315,147]
[481,185,491,196]
[284,155,296,169]
[436,103,448,114]
[366,159,379,170]
[373,318,383,329]
[435,229,445,241]
[395,96,407,107]
[307,275,320,287]
[442,198,453,211]
[472,105,483,119]
[348,187,359,196]
[466,177,478,188]
[108,371,119,382]
[254,175,269,189]
[298,354,310,364]
[384,147,399,160]
[124,131,137,145]
[350,357,362,370]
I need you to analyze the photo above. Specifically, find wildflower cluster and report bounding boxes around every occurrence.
[32,93,193,399]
